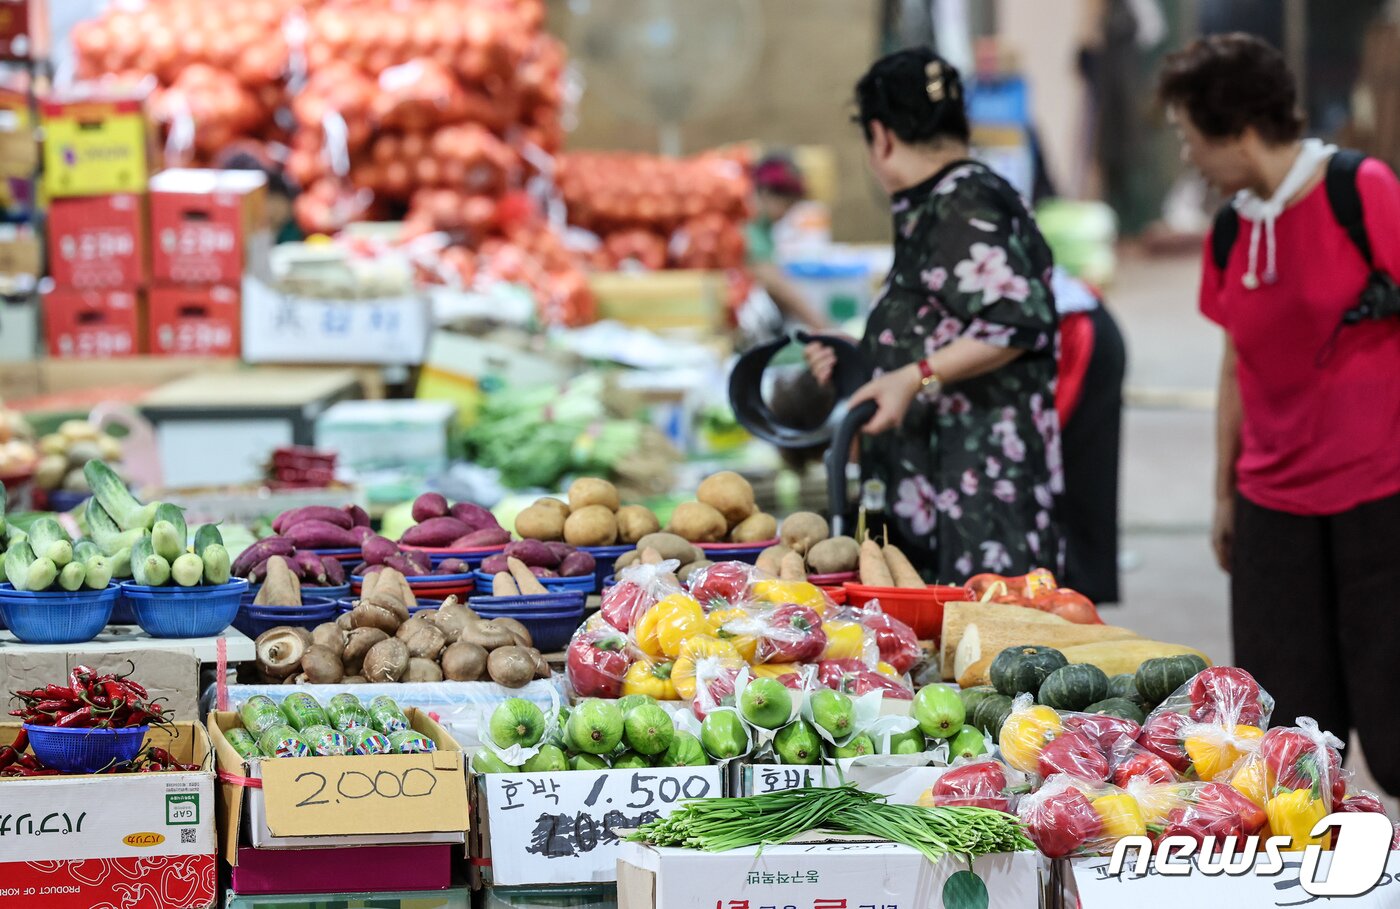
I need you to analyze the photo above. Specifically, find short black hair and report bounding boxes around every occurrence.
[1157,33,1303,144]
[854,47,970,146]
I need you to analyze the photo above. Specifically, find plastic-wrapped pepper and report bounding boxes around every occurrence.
[1266,788,1331,851]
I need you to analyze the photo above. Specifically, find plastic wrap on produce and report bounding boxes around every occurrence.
[220,678,567,748]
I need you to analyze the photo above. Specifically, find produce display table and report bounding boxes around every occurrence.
[0,624,255,662]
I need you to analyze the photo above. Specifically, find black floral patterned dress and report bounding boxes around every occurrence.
[860,160,1063,582]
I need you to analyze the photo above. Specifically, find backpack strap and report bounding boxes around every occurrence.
[1325,149,1373,269]
[1210,204,1239,276]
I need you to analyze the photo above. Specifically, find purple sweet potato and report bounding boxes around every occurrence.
[450,528,511,548]
[400,517,471,548]
[273,506,353,534]
[436,558,471,574]
[322,555,347,586]
[530,566,557,579]
[293,550,329,584]
[504,539,560,568]
[480,554,510,574]
[361,535,400,566]
[349,525,375,544]
[411,492,450,524]
[232,535,296,579]
[558,550,597,578]
[404,548,432,573]
[283,520,361,549]
[449,501,498,532]
[344,504,371,528]
[384,553,429,577]
[359,563,385,578]
[544,541,574,563]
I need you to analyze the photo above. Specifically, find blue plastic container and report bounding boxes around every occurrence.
[26,723,148,774]
[484,608,582,652]
[581,544,631,593]
[233,596,338,639]
[469,592,588,615]
[351,570,474,586]
[601,574,617,591]
[0,583,120,644]
[695,541,774,566]
[45,489,94,513]
[472,569,596,595]
[309,547,361,564]
[120,579,248,638]
[336,597,442,616]
[242,582,351,605]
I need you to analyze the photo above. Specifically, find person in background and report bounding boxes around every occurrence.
[806,48,1062,582]
[1159,34,1400,794]
[215,145,302,244]
[743,155,831,334]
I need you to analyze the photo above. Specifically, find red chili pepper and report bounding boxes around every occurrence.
[33,699,74,713]
[22,712,55,727]
[10,728,28,753]
[42,684,76,700]
[17,767,59,776]
[0,747,18,770]
[55,707,93,728]
[146,747,176,766]
[69,665,95,692]
[16,753,39,770]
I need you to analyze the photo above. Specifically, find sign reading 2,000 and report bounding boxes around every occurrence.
[293,768,438,807]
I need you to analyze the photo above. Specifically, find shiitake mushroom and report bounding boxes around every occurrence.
[441,642,488,681]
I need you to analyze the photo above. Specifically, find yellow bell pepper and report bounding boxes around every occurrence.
[623,660,677,701]
[821,620,868,661]
[751,662,801,680]
[1184,724,1263,781]
[876,661,899,678]
[1229,758,1275,809]
[999,705,1063,773]
[707,606,758,662]
[751,579,828,614]
[1093,793,1147,839]
[671,635,741,699]
[634,594,704,659]
[1266,788,1331,852]
[1135,783,1191,827]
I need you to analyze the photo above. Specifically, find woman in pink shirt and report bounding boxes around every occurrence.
[1159,34,1400,794]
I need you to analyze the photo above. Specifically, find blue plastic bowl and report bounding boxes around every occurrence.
[0,584,119,644]
[472,569,596,595]
[309,547,361,564]
[470,592,588,616]
[25,723,148,774]
[242,582,351,605]
[473,607,584,653]
[336,597,443,616]
[233,596,338,639]
[46,489,94,513]
[601,574,617,590]
[120,579,248,638]
[695,541,774,565]
[581,544,631,592]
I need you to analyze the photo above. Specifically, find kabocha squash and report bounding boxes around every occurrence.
[1135,654,1210,706]
[972,693,1014,737]
[1108,673,1147,706]
[1084,698,1147,724]
[958,685,1000,718]
[1037,663,1109,712]
[989,645,1068,698]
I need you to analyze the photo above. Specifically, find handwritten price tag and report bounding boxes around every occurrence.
[260,753,466,838]
[484,767,724,886]
[240,275,431,365]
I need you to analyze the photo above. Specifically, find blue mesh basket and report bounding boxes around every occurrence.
[25,723,148,774]
[120,579,249,638]
[336,597,442,615]
[580,544,631,591]
[233,596,338,638]
[0,584,119,644]
[472,569,596,595]
[243,582,351,605]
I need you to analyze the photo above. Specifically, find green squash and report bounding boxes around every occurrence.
[1037,663,1109,712]
[971,693,1014,738]
[958,685,1000,718]
[1134,654,1208,706]
[1108,673,1146,703]
[989,645,1068,698]
[1083,697,1147,724]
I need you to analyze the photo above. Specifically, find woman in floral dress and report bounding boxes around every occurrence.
[806,48,1062,581]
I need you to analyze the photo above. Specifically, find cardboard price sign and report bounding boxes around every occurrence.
[483,767,724,886]
[260,752,466,838]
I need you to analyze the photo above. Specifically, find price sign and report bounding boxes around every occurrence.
[743,763,947,805]
[483,767,724,886]
[241,276,431,365]
[260,752,467,838]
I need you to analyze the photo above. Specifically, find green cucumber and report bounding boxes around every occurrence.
[85,461,158,531]
[29,518,71,568]
[151,520,185,563]
[58,561,86,592]
[73,539,102,562]
[130,533,170,586]
[108,546,132,579]
[4,541,35,591]
[154,503,187,550]
[201,543,231,586]
[171,552,204,587]
[26,557,57,591]
[192,523,223,557]
[85,498,145,555]
[83,555,113,590]
[45,540,73,568]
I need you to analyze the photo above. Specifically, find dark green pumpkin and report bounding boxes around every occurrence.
[1037,663,1109,711]
[989,645,1068,698]
[1108,673,1147,705]
[1134,654,1209,706]
[1084,697,1147,724]
[958,686,999,718]
[972,693,1014,738]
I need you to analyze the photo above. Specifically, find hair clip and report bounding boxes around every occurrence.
[925,61,945,103]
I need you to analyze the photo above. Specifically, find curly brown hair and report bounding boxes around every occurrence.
[1157,33,1303,144]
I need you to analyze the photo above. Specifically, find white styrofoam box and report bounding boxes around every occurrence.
[315,399,458,475]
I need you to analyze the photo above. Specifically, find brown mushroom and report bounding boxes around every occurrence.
[403,621,447,661]
[335,611,354,631]
[460,618,519,651]
[529,648,552,679]
[441,641,488,681]
[255,626,308,679]
[341,675,367,684]
[363,637,409,682]
[350,602,402,634]
[342,627,389,675]
[487,646,536,688]
[301,644,344,684]
[404,657,444,683]
[491,616,533,649]
[312,622,345,652]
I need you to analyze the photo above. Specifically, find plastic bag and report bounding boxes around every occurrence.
[601,560,683,633]
[853,605,921,674]
[632,590,707,661]
[1123,778,1269,848]
[1153,665,1275,729]
[998,694,1065,775]
[564,619,634,699]
[687,560,757,610]
[919,757,1025,813]
[1017,775,1142,858]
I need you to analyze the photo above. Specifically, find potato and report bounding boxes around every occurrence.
[532,497,570,518]
[564,504,619,546]
[636,532,702,564]
[615,549,641,570]
[755,544,792,576]
[616,505,661,544]
[780,512,829,555]
[514,504,565,541]
[568,477,620,512]
[697,471,756,526]
[668,501,728,543]
[806,536,860,575]
[730,512,777,543]
[678,559,714,583]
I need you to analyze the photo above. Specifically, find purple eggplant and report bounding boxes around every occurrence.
[400,517,471,548]
[411,492,450,524]
[273,506,353,533]
[232,535,296,579]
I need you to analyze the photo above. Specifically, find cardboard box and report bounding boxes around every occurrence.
[227,889,470,909]
[47,194,147,289]
[0,721,216,909]
[229,844,454,895]
[150,168,267,285]
[617,839,1046,909]
[0,361,40,398]
[0,648,199,721]
[241,274,431,365]
[42,287,144,358]
[41,89,152,198]
[737,759,948,803]
[0,222,37,278]
[211,708,468,861]
[148,284,240,357]
[0,0,45,62]
[473,766,725,887]
[589,270,725,333]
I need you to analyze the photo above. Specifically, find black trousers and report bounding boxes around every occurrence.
[1059,304,1126,603]
[1232,489,1400,795]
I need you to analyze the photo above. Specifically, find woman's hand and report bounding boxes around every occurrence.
[1212,496,1234,573]
[849,364,922,435]
[802,332,858,385]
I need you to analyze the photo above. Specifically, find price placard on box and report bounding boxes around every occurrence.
[480,767,724,886]
[741,761,948,805]
[241,274,431,366]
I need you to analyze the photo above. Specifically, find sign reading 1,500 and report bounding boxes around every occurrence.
[581,772,712,811]
[293,768,438,808]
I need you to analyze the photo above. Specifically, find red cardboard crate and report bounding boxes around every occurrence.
[47,194,146,289]
[148,284,240,357]
[43,288,143,358]
[150,168,266,285]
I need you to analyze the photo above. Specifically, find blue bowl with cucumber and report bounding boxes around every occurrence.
[0,512,125,643]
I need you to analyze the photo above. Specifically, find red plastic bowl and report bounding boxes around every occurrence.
[842,583,970,644]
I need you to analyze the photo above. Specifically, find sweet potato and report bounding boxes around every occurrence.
[504,539,560,568]
[344,504,371,528]
[450,502,498,531]
[232,535,295,579]
[283,520,360,549]
[404,548,432,573]
[480,553,510,574]
[558,550,596,578]
[450,528,510,548]
[293,550,329,584]
[321,555,347,586]
[274,506,353,533]
[361,535,400,566]
[436,558,471,574]
[349,525,374,544]
[881,544,925,589]
[411,492,450,523]
[383,553,429,576]
[544,541,574,563]
[255,556,301,607]
[400,517,471,547]
[507,557,548,594]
